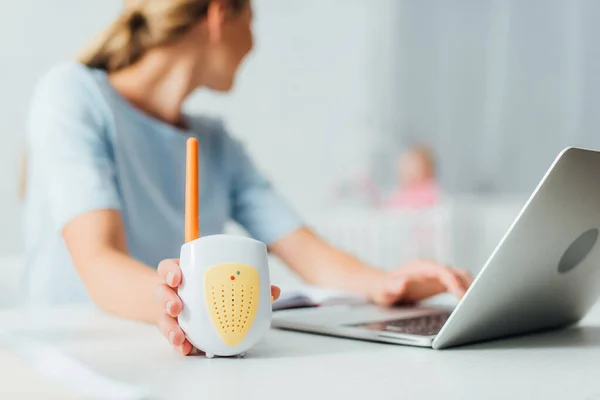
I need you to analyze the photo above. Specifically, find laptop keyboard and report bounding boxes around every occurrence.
[351,312,452,336]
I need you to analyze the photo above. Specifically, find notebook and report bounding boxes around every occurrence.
[272,286,364,311]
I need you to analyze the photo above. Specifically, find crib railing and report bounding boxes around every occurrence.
[305,205,454,270]
[226,196,524,274]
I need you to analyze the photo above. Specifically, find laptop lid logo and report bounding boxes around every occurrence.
[558,228,599,274]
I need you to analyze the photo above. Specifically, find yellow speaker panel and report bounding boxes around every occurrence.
[204,263,261,347]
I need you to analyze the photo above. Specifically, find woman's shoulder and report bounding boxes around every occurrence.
[34,60,100,95]
[29,61,109,125]
[31,60,110,117]
[27,61,110,143]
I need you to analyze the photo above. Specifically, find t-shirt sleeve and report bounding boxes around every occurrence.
[222,127,304,245]
[26,63,121,232]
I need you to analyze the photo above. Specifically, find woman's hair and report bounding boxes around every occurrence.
[78,0,247,72]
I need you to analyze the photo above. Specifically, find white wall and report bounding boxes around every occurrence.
[377,0,600,195]
[0,0,397,254]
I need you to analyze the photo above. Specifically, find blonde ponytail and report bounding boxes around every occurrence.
[77,0,248,72]
[78,10,153,71]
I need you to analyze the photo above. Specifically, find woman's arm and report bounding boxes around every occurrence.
[25,65,163,320]
[63,208,282,356]
[268,227,384,297]
[269,227,472,305]
[63,209,161,323]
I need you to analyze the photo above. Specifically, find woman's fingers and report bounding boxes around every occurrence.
[157,314,195,355]
[377,275,409,305]
[155,284,183,318]
[178,340,194,356]
[271,285,281,302]
[454,268,474,292]
[157,313,186,347]
[155,286,194,356]
[416,261,470,299]
[434,266,467,298]
[156,259,195,356]
[157,259,182,288]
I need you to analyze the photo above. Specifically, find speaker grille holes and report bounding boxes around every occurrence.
[205,264,261,346]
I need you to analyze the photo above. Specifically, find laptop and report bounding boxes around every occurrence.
[272,147,600,349]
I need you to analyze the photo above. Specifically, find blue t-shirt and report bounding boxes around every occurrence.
[22,61,303,305]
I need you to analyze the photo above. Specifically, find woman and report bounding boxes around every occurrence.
[22,0,472,356]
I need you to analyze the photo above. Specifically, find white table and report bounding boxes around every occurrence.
[1,300,600,400]
[0,195,595,399]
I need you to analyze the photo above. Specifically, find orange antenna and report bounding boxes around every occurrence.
[185,137,199,243]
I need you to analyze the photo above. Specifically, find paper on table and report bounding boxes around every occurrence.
[272,285,365,311]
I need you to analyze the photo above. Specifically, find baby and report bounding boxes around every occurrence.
[382,145,439,208]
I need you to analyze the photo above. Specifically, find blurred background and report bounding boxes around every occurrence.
[2,0,599,301]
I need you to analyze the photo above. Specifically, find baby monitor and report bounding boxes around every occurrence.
[177,138,272,358]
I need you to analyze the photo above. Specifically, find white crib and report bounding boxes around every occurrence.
[305,205,454,270]
[226,195,524,276]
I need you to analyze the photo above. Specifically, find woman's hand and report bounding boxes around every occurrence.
[155,259,281,355]
[369,259,473,306]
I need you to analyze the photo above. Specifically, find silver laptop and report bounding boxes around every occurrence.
[272,147,600,349]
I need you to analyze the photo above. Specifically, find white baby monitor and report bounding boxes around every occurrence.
[177,138,272,358]
[178,235,272,358]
